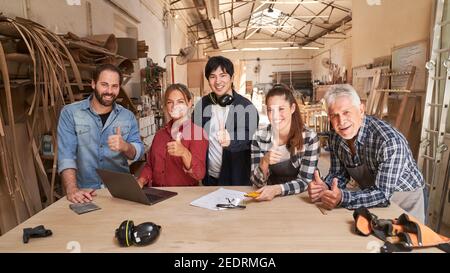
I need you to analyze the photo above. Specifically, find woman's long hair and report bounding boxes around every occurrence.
[266,84,304,154]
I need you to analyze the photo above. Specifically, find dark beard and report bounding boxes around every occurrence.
[94,89,117,107]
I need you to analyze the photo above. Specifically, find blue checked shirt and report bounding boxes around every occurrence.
[326,115,424,209]
[57,96,144,189]
[250,125,319,195]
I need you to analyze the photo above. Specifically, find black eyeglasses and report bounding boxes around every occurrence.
[216,198,246,209]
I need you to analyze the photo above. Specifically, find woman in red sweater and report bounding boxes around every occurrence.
[137,84,208,187]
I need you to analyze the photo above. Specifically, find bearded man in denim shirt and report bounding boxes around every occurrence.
[58,64,144,203]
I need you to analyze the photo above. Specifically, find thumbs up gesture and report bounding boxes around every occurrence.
[217,120,230,148]
[307,170,329,203]
[108,126,127,152]
[267,124,283,164]
[167,132,187,157]
[260,135,283,174]
[266,147,283,166]
[321,178,342,210]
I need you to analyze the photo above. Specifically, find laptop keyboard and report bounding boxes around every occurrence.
[145,193,161,201]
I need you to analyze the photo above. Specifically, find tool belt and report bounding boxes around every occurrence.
[353,207,450,253]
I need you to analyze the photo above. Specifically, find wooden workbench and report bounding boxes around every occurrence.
[0,187,441,253]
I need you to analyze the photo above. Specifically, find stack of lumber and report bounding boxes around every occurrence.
[0,15,137,234]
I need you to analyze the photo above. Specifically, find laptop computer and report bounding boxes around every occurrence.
[96,169,177,206]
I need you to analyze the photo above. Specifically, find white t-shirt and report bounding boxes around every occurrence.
[208,105,230,178]
[271,130,291,162]
[275,144,291,162]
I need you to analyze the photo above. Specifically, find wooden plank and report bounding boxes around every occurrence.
[0,113,18,234]
[0,42,34,216]
[187,60,207,89]
[0,115,4,136]
[118,88,138,114]
[0,21,21,38]
[364,68,381,114]
[66,40,117,56]
[26,121,51,206]
[0,178,18,235]
[5,124,42,213]
[397,96,417,138]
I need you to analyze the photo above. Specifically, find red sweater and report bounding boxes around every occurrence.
[139,119,208,187]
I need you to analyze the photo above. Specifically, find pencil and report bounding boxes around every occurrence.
[317,205,328,215]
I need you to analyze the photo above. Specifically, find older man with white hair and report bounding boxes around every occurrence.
[308,84,425,222]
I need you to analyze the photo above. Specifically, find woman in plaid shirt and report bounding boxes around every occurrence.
[250,84,320,201]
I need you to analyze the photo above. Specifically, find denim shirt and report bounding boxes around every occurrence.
[57,96,144,189]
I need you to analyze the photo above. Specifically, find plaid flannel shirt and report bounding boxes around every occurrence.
[250,125,319,196]
[326,115,425,209]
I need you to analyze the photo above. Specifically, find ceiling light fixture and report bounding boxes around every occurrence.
[262,0,348,4]
[249,25,295,29]
[249,41,298,44]
[241,48,261,51]
[221,49,239,52]
[261,1,321,4]
[290,15,329,19]
[260,47,279,51]
[66,0,81,5]
[240,47,281,51]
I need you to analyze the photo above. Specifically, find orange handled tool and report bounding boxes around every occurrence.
[244,192,260,198]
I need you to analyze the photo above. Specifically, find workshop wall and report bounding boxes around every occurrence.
[213,50,312,92]
[311,32,352,83]
[0,0,189,98]
[352,0,433,67]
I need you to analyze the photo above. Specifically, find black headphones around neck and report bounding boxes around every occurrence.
[209,92,234,107]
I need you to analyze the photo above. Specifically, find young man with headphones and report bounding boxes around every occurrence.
[192,56,259,186]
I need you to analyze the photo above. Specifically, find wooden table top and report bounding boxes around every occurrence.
[0,186,442,253]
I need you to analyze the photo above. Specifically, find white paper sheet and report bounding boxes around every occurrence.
[190,187,247,211]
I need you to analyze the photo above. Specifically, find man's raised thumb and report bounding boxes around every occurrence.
[331,178,339,191]
[313,170,321,183]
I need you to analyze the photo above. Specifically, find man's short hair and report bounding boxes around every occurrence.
[93,64,123,85]
[324,84,361,109]
[204,56,234,79]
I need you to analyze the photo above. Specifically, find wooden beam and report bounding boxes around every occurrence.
[104,0,141,24]
[299,15,352,46]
